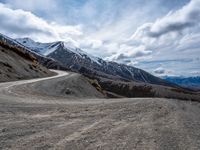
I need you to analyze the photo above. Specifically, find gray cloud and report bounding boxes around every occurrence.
[148,22,194,37]
[0,0,199,76]
[125,0,200,76]
[0,14,52,36]
[106,45,152,62]
[149,0,200,38]
[131,0,200,39]
[106,0,200,66]
[0,3,82,42]
[154,67,165,74]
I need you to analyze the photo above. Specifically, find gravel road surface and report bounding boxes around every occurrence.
[0,70,200,150]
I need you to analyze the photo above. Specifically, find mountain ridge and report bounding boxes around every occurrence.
[163,76,200,91]
[0,33,68,71]
[16,37,176,87]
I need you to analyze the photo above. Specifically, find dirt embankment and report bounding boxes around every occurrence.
[95,77,200,102]
[0,42,55,82]
[13,72,105,99]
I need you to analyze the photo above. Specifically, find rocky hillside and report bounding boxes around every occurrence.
[96,76,200,101]
[0,33,68,71]
[0,39,55,82]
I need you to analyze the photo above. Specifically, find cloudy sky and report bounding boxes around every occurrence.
[0,0,200,77]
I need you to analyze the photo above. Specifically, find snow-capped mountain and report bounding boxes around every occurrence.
[16,38,102,65]
[16,38,61,56]
[0,33,67,70]
[163,76,200,91]
[15,37,175,87]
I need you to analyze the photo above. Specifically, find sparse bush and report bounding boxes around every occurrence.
[88,79,104,93]
[98,80,156,98]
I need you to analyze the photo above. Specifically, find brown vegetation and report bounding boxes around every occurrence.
[0,40,37,62]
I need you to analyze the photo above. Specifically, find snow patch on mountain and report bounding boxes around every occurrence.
[15,38,58,55]
[63,42,101,65]
[16,38,102,65]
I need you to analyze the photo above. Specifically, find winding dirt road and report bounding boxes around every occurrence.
[0,70,200,150]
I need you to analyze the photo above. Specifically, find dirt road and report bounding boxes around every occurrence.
[0,70,200,150]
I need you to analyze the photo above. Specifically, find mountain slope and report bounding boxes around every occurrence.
[0,38,55,82]
[14,72,105,99]
[0,33,68,71]
[16,38,175,87]
[47,43,178,88]
[164,76,200,91]
[16,38,62,56]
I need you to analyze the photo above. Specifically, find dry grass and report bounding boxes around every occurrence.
[0,40,37,62]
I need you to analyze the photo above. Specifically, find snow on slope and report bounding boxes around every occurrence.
[0,34,43,58]
[62,42,102,65]
[16,38,102,65]
[15,38,59,55]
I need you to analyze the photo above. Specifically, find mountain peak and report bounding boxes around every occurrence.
[15,37,102,65]
[17,37,34,42]
[15,38,60,55]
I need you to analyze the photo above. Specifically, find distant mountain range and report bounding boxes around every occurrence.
[163,76,200,91]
